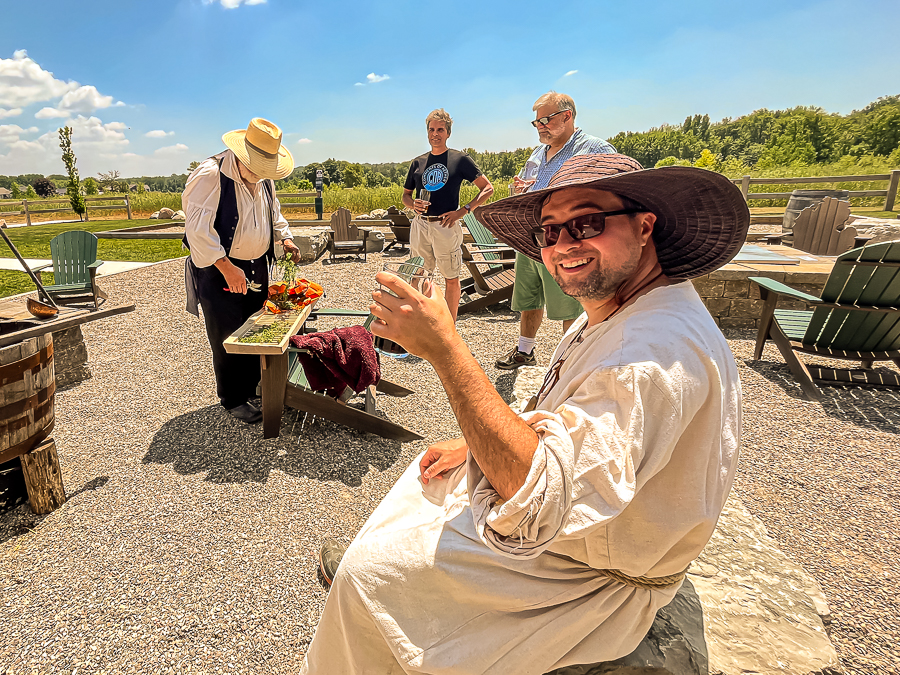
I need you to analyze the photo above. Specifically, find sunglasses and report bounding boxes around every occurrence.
[530,110,569,128]
[529,209,644,248]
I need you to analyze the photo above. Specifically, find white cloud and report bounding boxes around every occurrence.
[154,143,189,155]
[204,0,266,7]
[35,85,124,119]
[0,108,23,119]
[296,138,312,144]
[145,129,174,138]
[0,124,38,144]
[354,82,365,87]
[564,70,578,77]
[366,73,389,83]
[0,50,76,109]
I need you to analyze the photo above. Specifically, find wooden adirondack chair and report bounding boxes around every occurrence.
[750,240,900,401]
[326,207,369,261]
[785,197,858,256]
[282,257,426,441]
[383,206,411,253]
[32,230,107,310]
[458,213,517,315]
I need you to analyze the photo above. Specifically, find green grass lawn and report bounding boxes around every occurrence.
[0,219,186,299]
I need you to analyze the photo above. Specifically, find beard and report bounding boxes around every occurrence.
[548,249,640,302]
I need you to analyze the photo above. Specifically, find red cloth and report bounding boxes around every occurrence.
[289,325,380,398]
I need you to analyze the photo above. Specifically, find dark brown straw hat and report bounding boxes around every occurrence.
[474,154,750,279]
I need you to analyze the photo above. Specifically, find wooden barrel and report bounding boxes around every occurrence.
[0,333,55,465]
[783,189,850,234]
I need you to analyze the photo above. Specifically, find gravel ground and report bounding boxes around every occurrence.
[1,250,898,674]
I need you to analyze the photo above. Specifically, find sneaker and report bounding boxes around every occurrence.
[319,538,347,586]
[495,346,537,370]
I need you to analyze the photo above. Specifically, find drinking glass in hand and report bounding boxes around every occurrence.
[374,261,433,357]
[417,189,431,215]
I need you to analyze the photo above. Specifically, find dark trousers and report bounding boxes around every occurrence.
[195,257,269,409]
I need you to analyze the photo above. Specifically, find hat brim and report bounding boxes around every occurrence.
[474,166,750,280]
[222,129,294,180]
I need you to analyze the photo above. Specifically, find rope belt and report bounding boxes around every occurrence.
[598,567,688,590]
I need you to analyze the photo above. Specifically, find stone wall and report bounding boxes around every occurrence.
[691,269,829,330]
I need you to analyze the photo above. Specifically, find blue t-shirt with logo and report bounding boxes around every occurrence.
[404,149,482,216]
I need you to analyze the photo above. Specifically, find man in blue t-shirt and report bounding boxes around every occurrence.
[402,109,494,320]
[495,91,616,370]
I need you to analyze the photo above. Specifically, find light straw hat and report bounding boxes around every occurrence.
[475,153,750,280]
[222,118,294,180]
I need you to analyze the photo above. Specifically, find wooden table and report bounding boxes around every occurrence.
[223,304,314,438]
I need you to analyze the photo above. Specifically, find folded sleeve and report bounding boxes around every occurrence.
[468,365,682,559]
[183,158,225,268]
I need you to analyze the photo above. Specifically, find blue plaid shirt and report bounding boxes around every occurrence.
[520,129,616,191]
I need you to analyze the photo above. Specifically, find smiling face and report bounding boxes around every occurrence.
[427,120,450,151]
[539,186,656,302]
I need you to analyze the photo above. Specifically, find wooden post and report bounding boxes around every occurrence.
[20,438,66,514]
[884,170,900,212]
[740,175,751,202]
[23,199,31,227]
[125,194,133,220]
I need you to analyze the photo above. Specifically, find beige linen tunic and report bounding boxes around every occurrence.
[302,282,741,675]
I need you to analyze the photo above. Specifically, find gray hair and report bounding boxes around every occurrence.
[425,108,453,134]
[533,91,576,118]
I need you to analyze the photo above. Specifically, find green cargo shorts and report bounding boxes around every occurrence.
[511,253,584,321]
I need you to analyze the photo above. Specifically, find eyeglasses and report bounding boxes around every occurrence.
[529,209,643,248]
[530,110,569,128]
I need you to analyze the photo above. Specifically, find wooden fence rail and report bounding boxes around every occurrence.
[0,195,133,225]
[731,170,900,210]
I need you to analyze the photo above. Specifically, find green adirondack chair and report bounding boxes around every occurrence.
[750,240,900,401]
[32,230,107,310]
[459,212,517,315]
[282,257,425,441]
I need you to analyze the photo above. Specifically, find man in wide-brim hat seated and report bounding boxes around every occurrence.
[303,154,750,674]
[183,117,302,425]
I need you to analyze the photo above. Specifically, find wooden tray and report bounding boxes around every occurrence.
[223,303,313,355]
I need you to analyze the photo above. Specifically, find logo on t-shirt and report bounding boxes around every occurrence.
[422,163,449,191]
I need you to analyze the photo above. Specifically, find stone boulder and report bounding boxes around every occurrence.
[361,228,385,253]
[171,210,185,221]
[511,368,840,675]
[284,227,331,264]
[149,210,161,219]
[157,207,175,220]
[849,216,900,245]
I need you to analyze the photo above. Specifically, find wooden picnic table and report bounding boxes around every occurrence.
[222,303,314,438]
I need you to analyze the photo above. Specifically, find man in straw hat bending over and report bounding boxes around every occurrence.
[183,117,301,424]
[304,153,748,674]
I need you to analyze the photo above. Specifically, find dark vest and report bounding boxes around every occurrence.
[184,155,276,261]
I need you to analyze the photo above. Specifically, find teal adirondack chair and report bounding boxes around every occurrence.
[750,240,900,400]
[282,257,426,441]
[459,212,517,315]
[32,230,107,310]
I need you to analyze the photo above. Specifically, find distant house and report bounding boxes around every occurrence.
[0,187,11,199]
[55,188,67,196]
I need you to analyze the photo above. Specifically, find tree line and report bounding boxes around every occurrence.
[609,95,900,170]
[2,95,898,199]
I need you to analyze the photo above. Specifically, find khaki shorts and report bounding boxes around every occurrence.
[410,215,463,279]
[511,253,584,321]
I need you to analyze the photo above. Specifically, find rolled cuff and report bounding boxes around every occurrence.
[468,411,574,559]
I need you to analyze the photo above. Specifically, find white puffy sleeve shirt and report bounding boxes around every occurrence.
[182,150,293,268]
[468,282,742,578]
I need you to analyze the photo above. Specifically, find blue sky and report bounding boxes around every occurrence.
[1,0,898,178]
